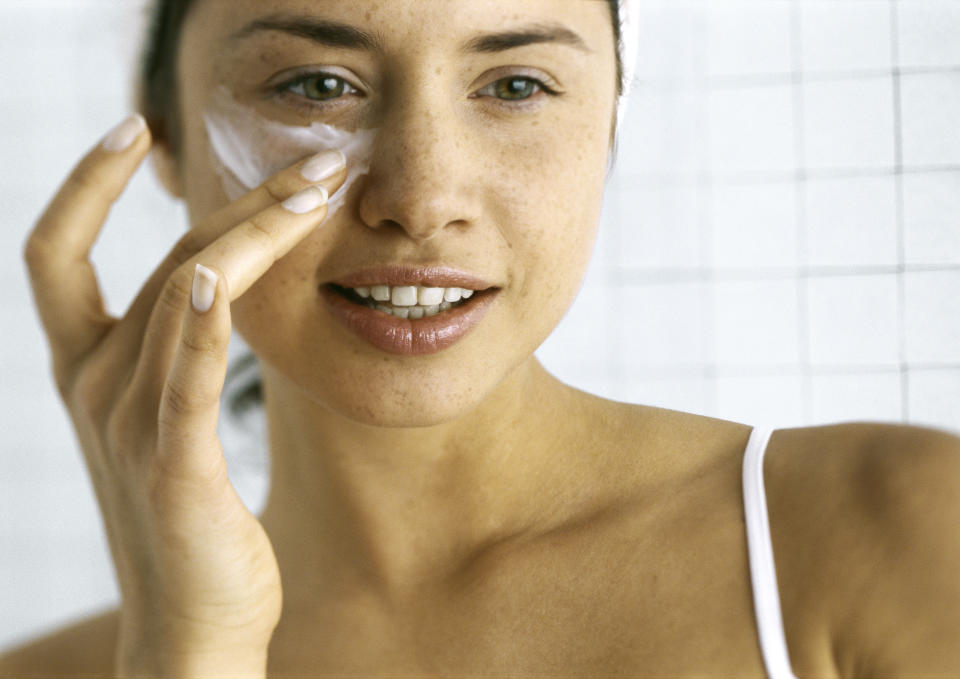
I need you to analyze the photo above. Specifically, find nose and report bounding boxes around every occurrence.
[356,93,480,242]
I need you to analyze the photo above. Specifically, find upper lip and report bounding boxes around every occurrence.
[327,265,500,291]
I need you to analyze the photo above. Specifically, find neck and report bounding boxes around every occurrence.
[257,356,591,607]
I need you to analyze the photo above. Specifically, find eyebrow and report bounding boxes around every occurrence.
[229,14,593,55]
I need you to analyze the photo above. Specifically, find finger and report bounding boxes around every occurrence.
[107,149,347,366]
[156,264,231,483]
[128,184,331,407]
[22,114,151,387]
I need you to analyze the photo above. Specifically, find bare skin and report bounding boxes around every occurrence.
[3,418,960,676]
[6,0,960,676]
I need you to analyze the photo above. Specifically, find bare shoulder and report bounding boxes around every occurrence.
[765,421,960,678]
[0,607,119,678]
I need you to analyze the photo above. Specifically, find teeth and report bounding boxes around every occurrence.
[418,287,445,306]
[347,284,482,319]
[391,285,419,307]
[361,298,468,319]
[348,284,476,306]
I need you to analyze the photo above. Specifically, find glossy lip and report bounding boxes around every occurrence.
[320,284,500,356]
[327,265,499,291]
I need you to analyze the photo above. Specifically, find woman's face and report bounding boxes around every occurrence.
[173,0,618,426]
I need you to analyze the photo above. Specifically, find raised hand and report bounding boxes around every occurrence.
[22,114,347,678]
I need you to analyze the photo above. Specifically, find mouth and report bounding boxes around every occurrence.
[324,282,493,319]
[320,282,502,355]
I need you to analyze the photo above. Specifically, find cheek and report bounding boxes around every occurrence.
[494,116,609,316]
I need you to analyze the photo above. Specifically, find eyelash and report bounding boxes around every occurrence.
[270,72,561,114]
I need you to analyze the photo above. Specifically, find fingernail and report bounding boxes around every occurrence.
[192,264,218,313]
[102,113,147,152]
[300,149,346,182]
[282,185,329,214]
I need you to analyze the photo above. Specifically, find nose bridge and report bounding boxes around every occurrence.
[358,78,474,239]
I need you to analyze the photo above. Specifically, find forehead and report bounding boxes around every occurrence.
[183,0,614,60]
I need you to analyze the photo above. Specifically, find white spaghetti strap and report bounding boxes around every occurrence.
[742,425,799,679]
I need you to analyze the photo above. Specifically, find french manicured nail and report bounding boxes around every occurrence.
[192,264,218,313]
[282,185,329,214]
[102,113,147,152]
[301,149,346,182]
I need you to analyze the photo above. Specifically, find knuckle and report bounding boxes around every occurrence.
[68,364,114,425]
[180,327,220,355]
[261,177,288,205]
[157,271,193,315]
[66,159,118,200]
[22,230,64,273]
[22,233,51,266]
[244,216,279,252]
[105,386,153,455]
[161,378,201,419]
[170,231,205,267]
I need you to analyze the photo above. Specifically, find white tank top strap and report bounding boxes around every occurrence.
[742,424,799,679]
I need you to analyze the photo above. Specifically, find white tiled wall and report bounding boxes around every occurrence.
[1,0,958,653]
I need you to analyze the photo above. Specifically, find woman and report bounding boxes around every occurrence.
[6,0,960,677]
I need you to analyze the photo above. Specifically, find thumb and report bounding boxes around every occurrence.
[157,263,232,483]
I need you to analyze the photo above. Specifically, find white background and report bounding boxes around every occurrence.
[2,0,958,651]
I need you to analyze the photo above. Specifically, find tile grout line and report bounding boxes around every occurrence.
[890,0,910,423]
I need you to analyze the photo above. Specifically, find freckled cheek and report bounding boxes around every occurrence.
[496,133,604,314]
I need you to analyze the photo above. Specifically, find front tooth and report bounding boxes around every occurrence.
[391,285,418,307]
[371,285,391,302]
[418,287,445,306]
[439,301,452,311]
[408,306,425,319]
[390,307,410,319]
[355,286,371,298]
[443,287,462,303]
[423,304,441,317]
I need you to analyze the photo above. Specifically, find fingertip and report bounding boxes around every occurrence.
[101,113,149,153]
[192,263,219,314]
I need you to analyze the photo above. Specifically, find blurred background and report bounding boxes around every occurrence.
[1,0,958,651]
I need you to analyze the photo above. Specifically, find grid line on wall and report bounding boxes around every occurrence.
[890,0,910,421]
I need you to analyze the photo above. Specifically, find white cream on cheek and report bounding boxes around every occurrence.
[203,85,378,216]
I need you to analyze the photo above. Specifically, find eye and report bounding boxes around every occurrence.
[477,76,554,104]
[284,73,358,103]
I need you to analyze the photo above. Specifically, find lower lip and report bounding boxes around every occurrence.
[319,285,501,356]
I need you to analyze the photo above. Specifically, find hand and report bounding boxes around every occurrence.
[22,114,347,678]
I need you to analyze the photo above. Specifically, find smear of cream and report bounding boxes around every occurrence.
[203,85,378,217]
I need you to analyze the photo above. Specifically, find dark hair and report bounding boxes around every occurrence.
[139,0,625,419]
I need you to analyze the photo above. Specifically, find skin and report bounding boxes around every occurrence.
[172,0,621,604]
[7,0,960,676]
